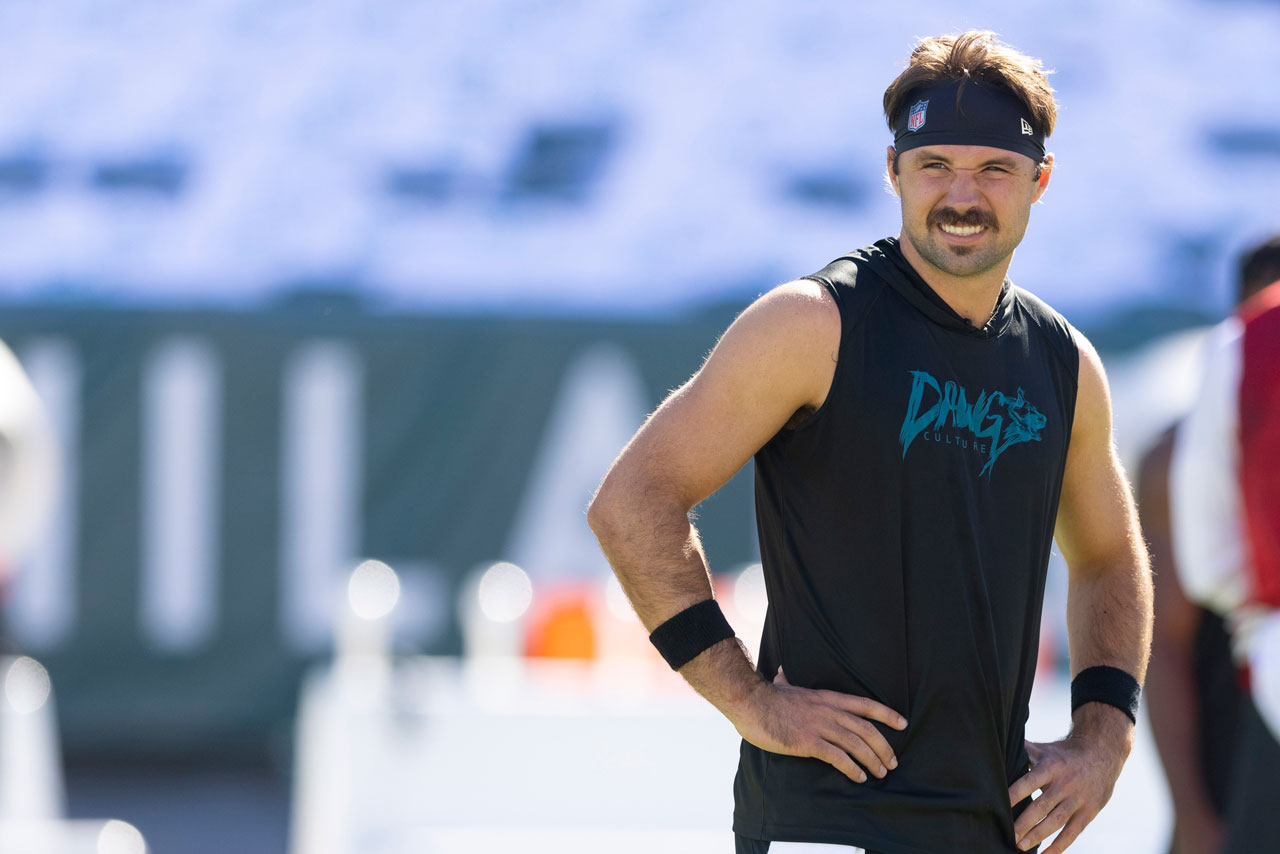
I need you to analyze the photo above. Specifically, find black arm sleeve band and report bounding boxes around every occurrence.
[1070,665,1141,724]
[648,599,736,671]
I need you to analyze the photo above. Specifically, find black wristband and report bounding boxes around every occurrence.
[649,599,736,671]
[1070,665,1140,724]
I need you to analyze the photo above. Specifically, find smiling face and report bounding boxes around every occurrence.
[888,144,1052,282]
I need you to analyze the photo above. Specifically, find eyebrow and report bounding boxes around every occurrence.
[918,152,1024,170]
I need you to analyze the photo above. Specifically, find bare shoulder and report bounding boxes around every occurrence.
[736,278,840,338]
[1073,330,1105,377]
[593,280,842,511]
[711,278,841,412]
[726,278,841,369]
[1070,330,1113,438]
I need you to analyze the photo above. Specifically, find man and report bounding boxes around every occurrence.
[1170,236,1280,854]
[589,31,1152,854]
[1140,425,1238,854]
[1138,242,1280,854]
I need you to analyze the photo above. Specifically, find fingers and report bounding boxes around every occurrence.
[1009,764,1048,806]
[773,669,906,732]
[814,740,869,784]
[1007,738,1111,853]
[825,691,908,731]
[830,713,898,773]
[823,717,894,778]
[1013,785,1064,844]
[1040,813,1089,854]
[767,670,906,781]
[1017,797,1073,851]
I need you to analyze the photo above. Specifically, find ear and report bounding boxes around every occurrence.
[886,145,901,197]
[1031,152,1054,203]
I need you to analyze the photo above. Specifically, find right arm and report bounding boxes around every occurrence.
[587,279,906,783]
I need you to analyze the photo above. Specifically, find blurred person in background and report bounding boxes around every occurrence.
[590,31,1152,854]
[1171,235,1280,854]
[1139,241,1280,854]
[1141,432,1239,854]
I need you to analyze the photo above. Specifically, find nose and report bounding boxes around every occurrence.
[945,169,981,209]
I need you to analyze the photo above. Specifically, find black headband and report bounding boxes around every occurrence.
[893,78,1046,161]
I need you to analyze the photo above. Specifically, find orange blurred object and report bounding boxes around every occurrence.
[525,590,597,659]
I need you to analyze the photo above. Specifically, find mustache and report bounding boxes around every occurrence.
[928,207,998,230]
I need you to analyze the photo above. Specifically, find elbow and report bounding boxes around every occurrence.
[587,477,624,545]
[588,468,688,548]
[586,492,608,539]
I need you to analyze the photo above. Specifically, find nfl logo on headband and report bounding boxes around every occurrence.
[908,100,928,132]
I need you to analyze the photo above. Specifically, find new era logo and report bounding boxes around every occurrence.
[1020,118,1033,136]
[908,100,928,132]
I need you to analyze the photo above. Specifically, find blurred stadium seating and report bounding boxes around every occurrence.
[0,0,1276,317]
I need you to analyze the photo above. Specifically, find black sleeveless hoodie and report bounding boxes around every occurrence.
[733,238,1079,854]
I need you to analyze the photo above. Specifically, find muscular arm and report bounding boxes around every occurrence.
[588,280,906,782]
[1057,337,1153,699]
[589,279,837,634]
[1011,335,1154,853]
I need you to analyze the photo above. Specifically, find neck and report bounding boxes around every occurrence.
[896,231,1011,327]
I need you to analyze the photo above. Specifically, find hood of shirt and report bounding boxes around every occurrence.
[861,236,1015,339]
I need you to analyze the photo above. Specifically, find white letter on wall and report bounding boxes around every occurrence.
[280,341,363,652]
[506,345,650,579]
[141,337,222,652]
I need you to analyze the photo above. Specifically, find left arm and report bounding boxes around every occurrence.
[1009,335,1155,853]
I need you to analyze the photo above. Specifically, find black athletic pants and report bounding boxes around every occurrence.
[1223,692,1280,854]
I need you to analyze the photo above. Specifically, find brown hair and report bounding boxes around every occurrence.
[883,31,1057,139]
[1240,235,1280,303]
